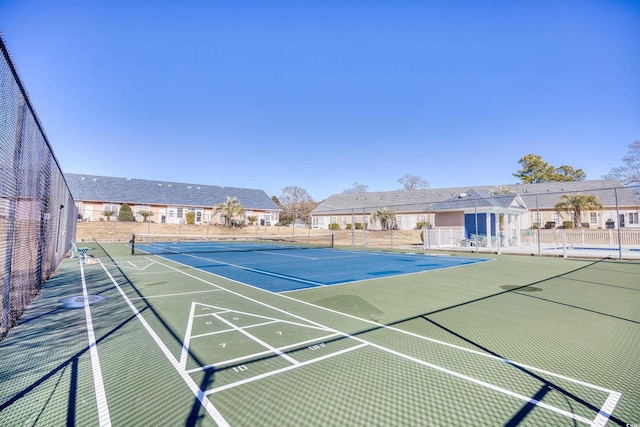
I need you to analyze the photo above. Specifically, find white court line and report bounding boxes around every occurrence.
[156,253,329,287]
[214,313,300,365]
[191,319,280,335]
[149,256,622,425]
[98,261,230,427]
[191,303,335,331]
[592,391,622,427]
[207,343,369,394]
[186,332,343,374]
[179,303,197,369]
[128,288,222,301]
[79,261,111,427]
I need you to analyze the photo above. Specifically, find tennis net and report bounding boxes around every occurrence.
[136,233,334,255]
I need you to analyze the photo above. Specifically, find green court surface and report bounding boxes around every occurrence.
[1,242,638,426]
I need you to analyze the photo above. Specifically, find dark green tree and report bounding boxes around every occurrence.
[118,203,135,221]
[514,154,586,183]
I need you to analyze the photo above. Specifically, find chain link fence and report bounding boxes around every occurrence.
[310,184,640,259]
[1,34,77,339]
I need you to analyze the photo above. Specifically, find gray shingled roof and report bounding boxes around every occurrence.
[429,189,527,211]
[312,179,638,214]
[64,173,280,210]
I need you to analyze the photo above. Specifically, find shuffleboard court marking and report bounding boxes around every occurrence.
[143,256,621,426]
[189,319,277,339]
[97,260,230,427]
[192,303,341,332]
[79,260,111,427]
[188,332,343,374]
[102,257,156,271]
[207,343,369,395]
[214,311,300,365]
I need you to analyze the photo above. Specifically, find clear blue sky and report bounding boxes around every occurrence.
[2,1,639,201]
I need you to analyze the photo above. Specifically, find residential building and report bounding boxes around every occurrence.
[65,173,280,226]
[311,179,640,243]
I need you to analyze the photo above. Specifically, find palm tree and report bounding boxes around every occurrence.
[102,210,115,221]
[554,193,603,228]
[371,207,396,230]
[215,196,245,227]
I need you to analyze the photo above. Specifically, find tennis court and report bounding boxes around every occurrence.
[0,239,638,426]
[134,235,490,292]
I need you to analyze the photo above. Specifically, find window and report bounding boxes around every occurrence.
[533,212,542,226]
[551,212,560,224]
[342,216,348,226]
[629,212,639,225]
[177,207,184,219]
[590,212,598,225]
[103,204,119,215]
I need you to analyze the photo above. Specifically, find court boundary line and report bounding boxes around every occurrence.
[79,261,111,427]
[128,288,222,301]
[147,256,620,426]
[171,252,329,287]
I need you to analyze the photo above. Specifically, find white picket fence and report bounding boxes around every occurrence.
[522,229,640,247]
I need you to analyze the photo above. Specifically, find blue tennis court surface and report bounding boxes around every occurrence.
[136,243,491,292]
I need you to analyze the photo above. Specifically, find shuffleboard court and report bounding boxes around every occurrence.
[1,241,637,426]
[96,250,622,426]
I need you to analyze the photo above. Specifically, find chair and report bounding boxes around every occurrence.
[71,240,90,262]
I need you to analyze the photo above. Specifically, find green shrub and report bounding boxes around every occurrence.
[185,211,196,225]
[329,223,340,230]
[562,221,574,229]
[118,204,135,221]
[544,221,556,229]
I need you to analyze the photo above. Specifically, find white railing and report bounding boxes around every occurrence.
[423,228,467,248]
[520,229,640,247]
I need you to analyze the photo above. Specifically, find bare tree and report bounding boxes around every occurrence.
[279,185,318,226]
[398,174,429,191]
[342,182,369,194]
[603,140,640,194]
